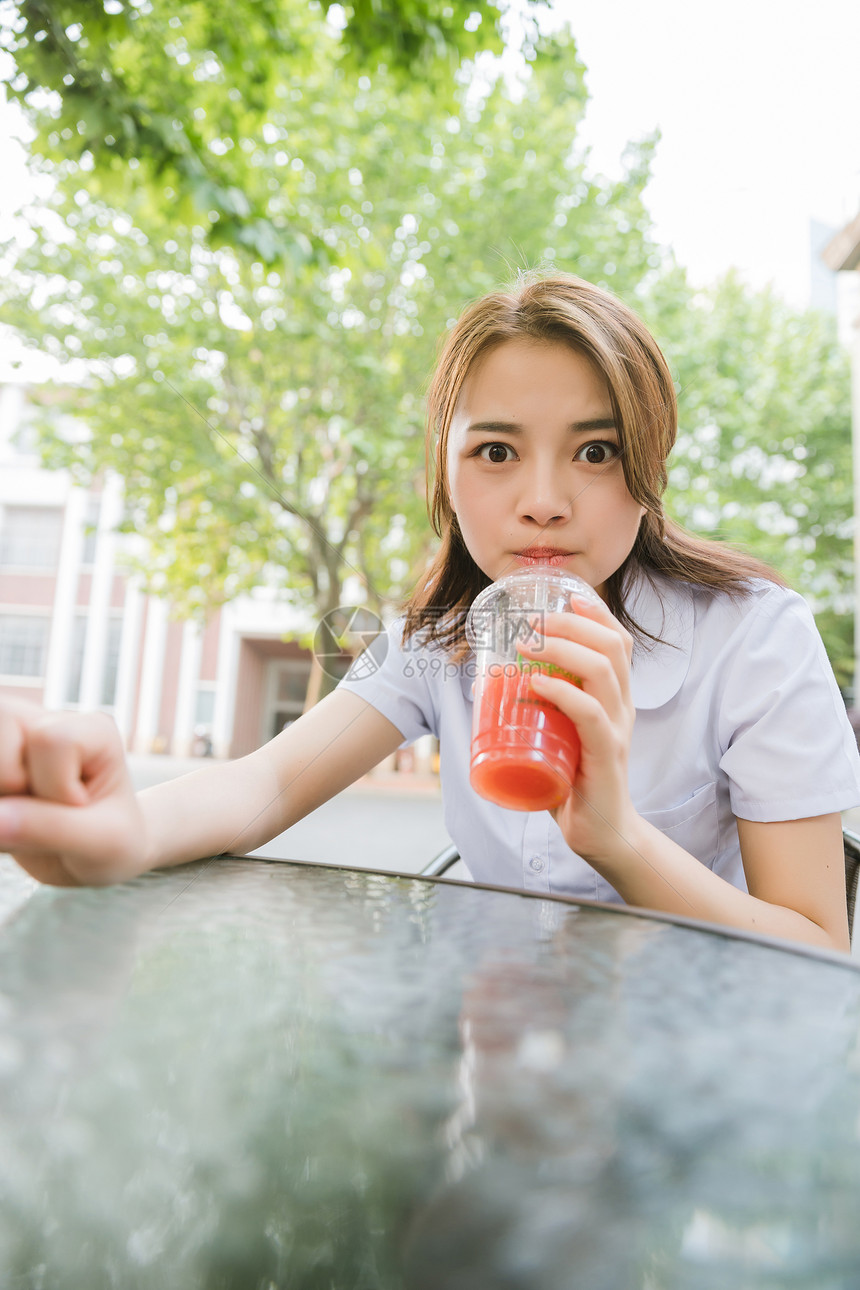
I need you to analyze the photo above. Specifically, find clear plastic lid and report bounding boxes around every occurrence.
[465,568,600,653]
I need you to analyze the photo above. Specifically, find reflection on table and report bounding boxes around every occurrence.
[0,856,859,1289]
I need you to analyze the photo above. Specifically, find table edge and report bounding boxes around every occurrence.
[166,855,860,975]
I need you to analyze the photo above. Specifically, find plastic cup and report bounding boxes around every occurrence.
[465,569,601,812]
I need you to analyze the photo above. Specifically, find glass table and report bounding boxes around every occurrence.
[1,856,859,1289]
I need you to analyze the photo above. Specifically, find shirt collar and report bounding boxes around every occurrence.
[627,570,694,710]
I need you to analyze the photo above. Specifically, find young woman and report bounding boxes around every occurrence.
[0,274,857,951]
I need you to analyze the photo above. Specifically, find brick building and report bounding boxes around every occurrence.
[0,381,325,759]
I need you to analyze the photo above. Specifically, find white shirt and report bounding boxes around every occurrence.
[338,573,860,902]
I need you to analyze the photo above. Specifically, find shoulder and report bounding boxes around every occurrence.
[337,616,465,744]
[627,571,822,710]
[389,617,466,667]
[342,615,469,699]
[635,570,812,642]
[689,578,820,653]
[679,578,841,723]
[345,615,440,677]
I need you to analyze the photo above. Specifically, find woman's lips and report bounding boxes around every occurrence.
[513,548,574,567]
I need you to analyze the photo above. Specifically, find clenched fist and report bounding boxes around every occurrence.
[0,700,149,886]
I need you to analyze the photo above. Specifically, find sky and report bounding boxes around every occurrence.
[552,0,860,309]
[1,0,859,318]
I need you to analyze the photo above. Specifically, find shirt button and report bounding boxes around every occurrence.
[528,856,545,873]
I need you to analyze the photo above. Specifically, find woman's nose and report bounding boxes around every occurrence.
[519,467,570,526]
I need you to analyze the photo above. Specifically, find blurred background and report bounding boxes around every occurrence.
[0,0,858,868]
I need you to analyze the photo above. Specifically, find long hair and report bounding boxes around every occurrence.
[404,273,782,656]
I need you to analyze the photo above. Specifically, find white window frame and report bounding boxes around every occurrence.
[0,609,52,682]
[0,504,64,571]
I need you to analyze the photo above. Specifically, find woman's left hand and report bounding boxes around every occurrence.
[517,595,639,867]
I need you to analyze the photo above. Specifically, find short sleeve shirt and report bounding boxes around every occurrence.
[338,573,860,902]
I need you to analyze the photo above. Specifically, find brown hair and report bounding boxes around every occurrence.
[404,272,782,655]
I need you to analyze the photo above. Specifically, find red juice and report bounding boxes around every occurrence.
[469,664,581,812]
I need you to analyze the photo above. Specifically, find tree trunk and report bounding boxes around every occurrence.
[302,597,347,712]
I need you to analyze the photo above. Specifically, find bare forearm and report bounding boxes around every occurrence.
[135,691,406,876]
[138,752,286,872]
[592,815,848,953]
[0,690,402,889]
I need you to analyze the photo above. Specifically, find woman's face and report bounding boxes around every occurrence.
[445,339,646,598]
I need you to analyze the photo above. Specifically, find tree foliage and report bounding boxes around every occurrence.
[0,4,852,691]
[0,31,661,638]
[641,269,853,685]
[0,0,524,263]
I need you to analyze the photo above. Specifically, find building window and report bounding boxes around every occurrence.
[0,615,50,677]
[194,686,217,727]
[0,506,63,570]
[269,659,312,739]
[65,616,124,706]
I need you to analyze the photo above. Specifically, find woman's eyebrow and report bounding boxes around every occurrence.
[466,418,617,434]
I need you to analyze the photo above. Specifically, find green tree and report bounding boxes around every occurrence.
[642,269,854,687]
[8,8,850,695]
[0,0,524,263]
[0,30,662,697]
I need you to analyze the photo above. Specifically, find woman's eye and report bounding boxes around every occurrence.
[574,440,619,465]
[477,443,515,464]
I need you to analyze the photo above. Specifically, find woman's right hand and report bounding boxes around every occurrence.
[0,699,148,886]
